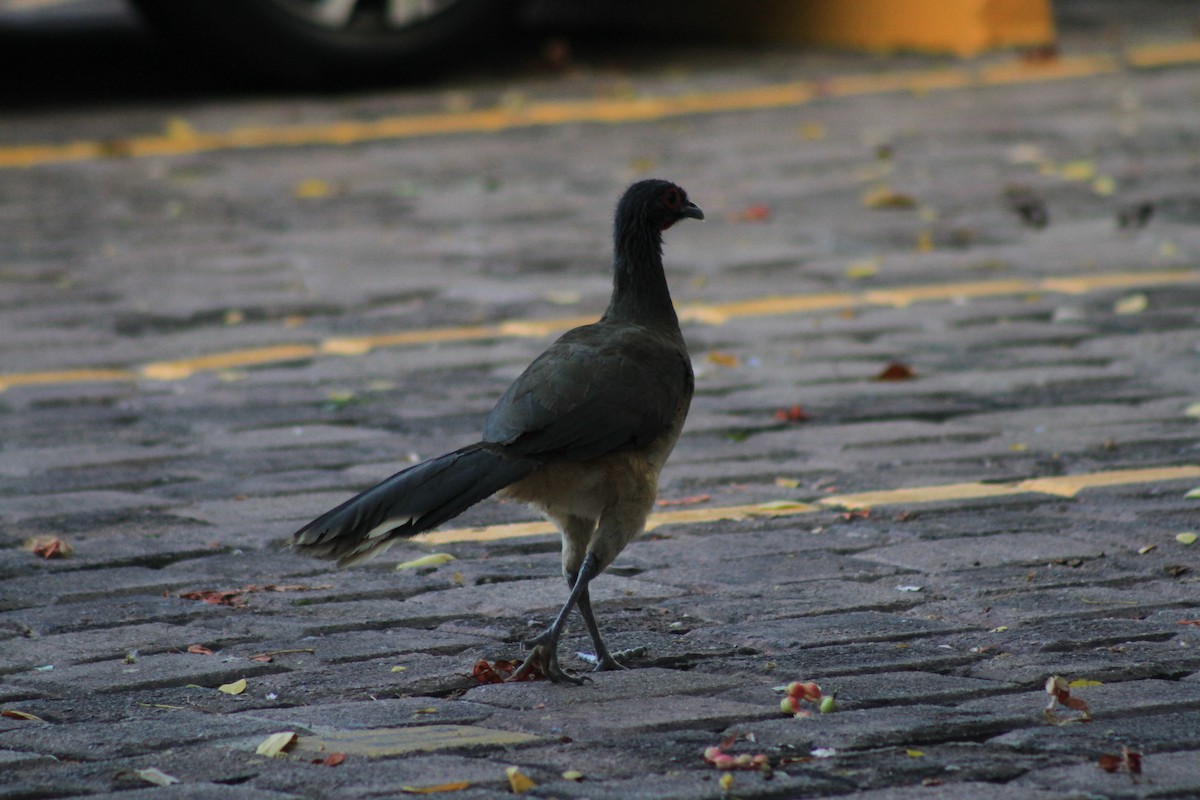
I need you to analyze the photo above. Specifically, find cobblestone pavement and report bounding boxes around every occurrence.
[3,2,1200,798]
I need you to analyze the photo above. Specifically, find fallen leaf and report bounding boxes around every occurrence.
[1059,160,1096,181]
[1044,675,1092,725]
[133,767,180,787]
[561,770,584,781]
[1113,293,1148,315]
[1176,532,1197,545]
[396,553,457,570]
[734,203,772,222]
[218,678,247,695]
[1164,565,1192,578]
[22,536,72,559]
[1137,544,1157,555]
[906,749,925,758]
[719,773,734,791]
[874,362,916,381]
[844,259,879,279]
[1184,402,1200,418]
[755,500,810,511]
[1185,487,1200,499]
[773,404,810,422]
[775,477,800,489]
[1178,620,1200,627]
[1068,679,1103,688]
[179,589,246,607]
[187,644,215,656]
[1,709,46,722]
[255,731,297,757]
[505,766,536,794]
[294,178,333,199]
[401,782,472,795]
[706,351,741,368]
[250,655,274,663]
[862,184,917,209]
[1097,747,1142,775]
[317,752,346,767]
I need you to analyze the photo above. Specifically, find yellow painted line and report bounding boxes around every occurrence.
[139,344,319,381]
[415,465,1200,544]
[3,41,1199,169]
[3,268,1199,391]
[1125,40,1200,69]
[819,481,1029,510]
[0,368,137,392]
[415,500,820,545]
[1016,465,1200,498]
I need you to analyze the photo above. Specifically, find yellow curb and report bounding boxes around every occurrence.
[420,466,1200,543]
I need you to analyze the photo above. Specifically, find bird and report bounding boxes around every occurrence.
[292,179,703,683]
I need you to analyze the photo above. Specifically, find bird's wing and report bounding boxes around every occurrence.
[483,322,692,462]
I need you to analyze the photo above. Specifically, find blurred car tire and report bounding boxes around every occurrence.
[127,0,516,85]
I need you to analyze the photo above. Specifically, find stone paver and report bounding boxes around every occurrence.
[2,0,1200,797]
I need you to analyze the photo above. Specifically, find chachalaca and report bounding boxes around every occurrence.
[292,179,702,683]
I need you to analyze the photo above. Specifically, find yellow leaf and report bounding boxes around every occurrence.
[906,749,925,758]
[218,678,247,695]
[990,626,1008,633]
[1,709,46,722]
[401,781,472,794]
[1058,160,1096,181]
[1176,532,1198,545]
[1113,293,1147,315]
[798,122,826,140]
[756,500,809,511]
[1092,176,1115,196]
[391,665,408,672]
[862,184,916,209]
[706,351,740,368]
[561,770,584,781]
[1184,403,1200,418]
[395,553,456,570]
[1009,443,1029,452]
[774,477,800,489]
[719,773,734,791]
[845,259,879,280]
[1068,679,1103,688]
[505,766,536,794]
[294,179,333,199]
[255,731,297,757]
[133,767,180,786]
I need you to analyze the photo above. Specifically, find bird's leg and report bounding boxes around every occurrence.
[511,551,601,684]
[576,583,627,672]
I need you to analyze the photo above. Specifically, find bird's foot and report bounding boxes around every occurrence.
[511,639,585,685]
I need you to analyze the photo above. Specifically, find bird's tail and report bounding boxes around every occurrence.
[291,444,537,567]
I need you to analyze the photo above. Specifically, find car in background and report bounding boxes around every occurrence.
[127,0,516,84]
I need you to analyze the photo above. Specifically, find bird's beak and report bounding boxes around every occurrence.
[681,202,704,221]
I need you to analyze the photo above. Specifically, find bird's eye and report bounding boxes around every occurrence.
[662,188,681,209]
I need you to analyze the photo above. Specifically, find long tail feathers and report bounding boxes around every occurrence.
[292,444,537,567]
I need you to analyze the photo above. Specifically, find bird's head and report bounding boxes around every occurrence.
[618,179,705,232]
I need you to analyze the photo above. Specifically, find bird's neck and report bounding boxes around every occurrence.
[603,225,680,330]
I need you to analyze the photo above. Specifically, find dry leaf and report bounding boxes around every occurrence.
[187,644,215,656]
[733,203,772,222]
[862,184,916,209]
[133,767,180,786]
[561,770,584,781]
[874,362,916,381]
[218,678,247,695]
[1097,747,1142,775]
[255,731,297,757]
[706,351,741,368]
[1044,675,1092,725]
[22,536,72,559]
[1113,293,1148,315]
[773,405,810,422]
[505,766,536,794]
[395,553,456,570]
[1176,532,1197,545]
[316,752,346,767]
[179,588,246,606]
[401,782,472,795]
[294,178,333,199]
[1,709,47,722]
